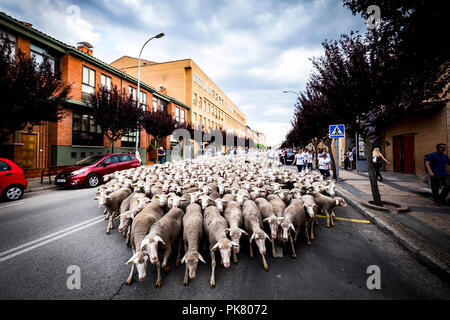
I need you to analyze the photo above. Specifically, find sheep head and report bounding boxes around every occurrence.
[263,216,281,239]
[125,251,149,282]
[225,227,248,254]
[277,217,295,243]
[211,238,239,268]
[250,230,270,255]
[181,250,206,280]
[140,235,165,265]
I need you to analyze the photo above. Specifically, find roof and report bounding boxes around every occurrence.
[0,11,190,111]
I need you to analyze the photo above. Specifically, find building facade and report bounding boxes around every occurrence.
[110,57,247,138]
[0,11,189,177]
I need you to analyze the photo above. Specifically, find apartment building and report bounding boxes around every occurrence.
[110,57,247,138]
[0,11,189,176]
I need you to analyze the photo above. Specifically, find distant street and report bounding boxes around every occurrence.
[0,185,449,300]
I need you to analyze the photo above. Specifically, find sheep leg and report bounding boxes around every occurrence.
[261,253,269,272]
[304,223,311,246]
[126,227,131,247]
[331,210,336,227]
[325,209,330,228]
[162,245,172,272]
[310,220,315,240]
[210,250,216,288]
[294,228,299,243]
[289,233,297,259]
[106,215,114,234]
[271,239,277,259]
[249,237,254,259]
[155,261,162,288]
[232,249,238,264]
[125,263,135,285]
[183,263,189,286]
[175,238,182,267]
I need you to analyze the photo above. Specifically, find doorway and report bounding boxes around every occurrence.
[20,132,38,169]
[393,134,415,174]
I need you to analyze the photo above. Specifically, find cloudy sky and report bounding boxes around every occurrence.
[0,0,365,146]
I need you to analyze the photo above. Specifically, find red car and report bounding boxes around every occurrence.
[0,158,28,201]
[55,153,141,188]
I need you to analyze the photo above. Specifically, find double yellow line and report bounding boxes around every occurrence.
[314,214,371,224]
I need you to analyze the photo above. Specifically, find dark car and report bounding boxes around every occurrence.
[281,149,295,165]
[0,158,28,201]
[55,153,140,188]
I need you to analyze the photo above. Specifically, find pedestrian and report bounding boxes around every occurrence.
[372,147,390,182]
[307,150,313,170]
[135,150,142,165]
[318,153,331,178]
[302,149,308,171]
[347,147,354,170]
[158,147,166,164]
[268,147,274,160]
[351,144,357,170]
[295,149,304,172]
[425,143,450,206]
[344,148,349,170]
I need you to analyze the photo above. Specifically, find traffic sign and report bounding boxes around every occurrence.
[329,124,345,138]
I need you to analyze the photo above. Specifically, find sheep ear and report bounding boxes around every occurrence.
[239,228,248,236]
[180,253,187,264]
[198,253,206,263]
[154,236,165,245]
[231,241,240,247]
[335,199,339,205]
[211,242,220,252]
[125,253,138,265]
[264,232,271,240]
[94,197,98,200]
[263,217,269,222]
[289,223,295,232]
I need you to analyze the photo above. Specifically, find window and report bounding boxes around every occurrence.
[160,100,166,112]
[153,96,158,112]
[82,66,95,101]
[180,109,185,124]
[199,78,203,88]
[0,30,16,59]
[193,93,197,105]
[129,86,137,101]
[72,113,103,146]
[193,72,197,83]
[140,91,147,108]
[100,74,112,90]
[100,155,119,166]
[193,112,197,122]
[119,154,133,162]
[121,132,139,148]
[30,43,58,73]
[0,160,12,172]
[175,107,180,122]
[204,82,208,91]
[198,97,202,109]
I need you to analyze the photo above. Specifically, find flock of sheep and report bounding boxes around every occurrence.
[95,154,347,288]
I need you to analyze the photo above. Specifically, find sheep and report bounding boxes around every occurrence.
[181,203,206,286]
[124,201,164,284]
[242,200,271,272]
[254,197,278,258]
[99,187,132,234]
[301,195,319,239]
[311,192,347,228]
[223,200,248,264]
[140,207,185,288]
[203,205,239,288]
[279,199,310,259]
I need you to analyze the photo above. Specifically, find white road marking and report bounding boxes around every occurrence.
[0,216,104,263]
[0,202,24,209]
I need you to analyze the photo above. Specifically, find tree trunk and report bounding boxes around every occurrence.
[363,136,383,206]
[109,137,115,153]
[326,139,337,179]
[313,140,319,169]
[155,139,160,164]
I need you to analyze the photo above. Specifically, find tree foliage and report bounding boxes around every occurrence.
[142,109,177,162]
[89,85,147,153]
[0,36,71,143]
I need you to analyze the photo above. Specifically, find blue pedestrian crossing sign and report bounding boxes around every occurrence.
[329,124,345,138]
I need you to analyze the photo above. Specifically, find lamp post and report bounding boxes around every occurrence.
[135,33,165,155]
[282,89,301,98]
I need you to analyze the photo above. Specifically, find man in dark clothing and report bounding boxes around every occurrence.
[425,143,450,205]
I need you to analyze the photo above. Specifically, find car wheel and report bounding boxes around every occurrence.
[86,174,100,188]
[3,184,24,201]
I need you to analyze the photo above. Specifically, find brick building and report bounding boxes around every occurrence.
[0,11,189,177]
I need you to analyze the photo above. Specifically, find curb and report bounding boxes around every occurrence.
[25,184,59,193]
[335,187,450,282]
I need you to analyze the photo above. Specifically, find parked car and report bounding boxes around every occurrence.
[281,149,296,165]
[54,153,140,188]
[0,158,28,201]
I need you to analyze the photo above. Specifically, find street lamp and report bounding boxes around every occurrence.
[282,89,301,98]
[135,32,165,155]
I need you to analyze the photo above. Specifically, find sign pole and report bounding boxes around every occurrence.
[336,138,339,181]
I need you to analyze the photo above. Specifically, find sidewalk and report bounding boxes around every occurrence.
[25,176,59,193]
[335,169,450,281]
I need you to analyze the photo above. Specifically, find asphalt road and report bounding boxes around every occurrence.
[0,186,449,300]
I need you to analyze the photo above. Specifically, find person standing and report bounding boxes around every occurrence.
[268,147,274,160]
[372,147,390,182]
[347,147,354,170]
[307,150,313,170]
[351,144,357,169]
[158,147,166,164]
[318,153,331,178]
[295,150,304,172]
[425,143,450,205]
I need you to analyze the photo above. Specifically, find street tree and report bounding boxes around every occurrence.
[142,109,177,164]
[89,85,147,153]
[0,35,71,143]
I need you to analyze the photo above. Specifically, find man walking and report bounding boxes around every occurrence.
[425,143,450,205]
